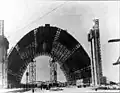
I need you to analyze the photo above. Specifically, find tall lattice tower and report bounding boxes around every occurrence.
[93,19,103,85]
[49,58,57,84]
[29,59,36,84]
[0,20,9,88]
[88,19,103,86]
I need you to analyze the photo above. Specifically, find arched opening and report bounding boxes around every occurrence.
[21,56,66,84]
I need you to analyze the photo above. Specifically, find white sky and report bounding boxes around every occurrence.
[0,0,119,83]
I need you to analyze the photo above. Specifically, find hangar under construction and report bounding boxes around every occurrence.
[0,19,103,88]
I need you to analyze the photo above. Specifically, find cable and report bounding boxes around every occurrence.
[14,1,67,34]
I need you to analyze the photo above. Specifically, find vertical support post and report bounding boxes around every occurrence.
[93,19,103,85]
[0,20,9,88]
[50,58,57,84]
[88,19,103,87]
[2,61,4,88]
[5,58,8,88]
[92,38,98,86]
[26,72,29,84]
[29,59,36,86]
[88,29,97,86]
[26,71,29,90]
[2,58,8,88]
[90,39,95,86]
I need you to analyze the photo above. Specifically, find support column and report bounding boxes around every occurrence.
[90,39,96,86]
[88,29,97,86]
[93,19,103,85]
[50,59,57,83]
[29,59,36,84]
[26,72,29,84]
[0,20,9,88]
[92,38,98,86]
[88,19,103,87]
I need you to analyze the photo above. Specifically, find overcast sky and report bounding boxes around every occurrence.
[0,0,119,83]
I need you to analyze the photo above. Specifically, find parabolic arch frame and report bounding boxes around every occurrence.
[7,24,91,86]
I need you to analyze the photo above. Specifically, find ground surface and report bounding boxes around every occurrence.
[0,87,120,93]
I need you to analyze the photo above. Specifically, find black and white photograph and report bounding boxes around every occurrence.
[0,0,119,93]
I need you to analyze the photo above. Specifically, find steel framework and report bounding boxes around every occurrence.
[0,20,9,88]
[49,58,57,83]
[29,59,36,84]
[88,19,103,86]
[7,24,91,87]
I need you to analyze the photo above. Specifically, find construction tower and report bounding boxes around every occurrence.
[88,19,103,86]
[29,59,36,85]
[49,58,57,84]
[0,20,9,88]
